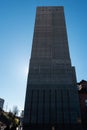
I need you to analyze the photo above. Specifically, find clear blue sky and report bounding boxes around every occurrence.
[0,0,87,113]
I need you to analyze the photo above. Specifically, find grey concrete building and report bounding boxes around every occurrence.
[24,6,82,130]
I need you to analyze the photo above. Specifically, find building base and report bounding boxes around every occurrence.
[23,123,83,130]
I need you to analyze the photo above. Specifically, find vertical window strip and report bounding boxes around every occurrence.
[55,89,57,124]
[30,89,33,124]
[49,89,51,123]
[43,89,45,124]
[67,89,71,126]
[36,89,39,124]
[61,90,64,126]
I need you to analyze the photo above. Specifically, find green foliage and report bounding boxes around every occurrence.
[0,110,20,126]
[7,112,20,126]
[14,118,19,125]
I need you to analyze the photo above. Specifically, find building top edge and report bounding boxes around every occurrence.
[37,6,64,9]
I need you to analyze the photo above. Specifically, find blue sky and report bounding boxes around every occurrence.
[0,0,87,113]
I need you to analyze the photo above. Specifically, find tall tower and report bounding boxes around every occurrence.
[24,6,82,130]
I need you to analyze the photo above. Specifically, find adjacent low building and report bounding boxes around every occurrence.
[78,80,87,129]
[0,98,4,110]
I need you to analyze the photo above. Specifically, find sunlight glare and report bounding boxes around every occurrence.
[24,66,29,76]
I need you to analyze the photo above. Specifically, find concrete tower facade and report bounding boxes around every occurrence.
[24,6,82,130]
